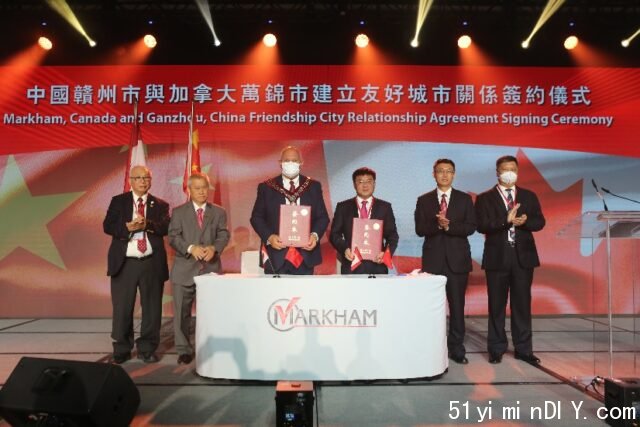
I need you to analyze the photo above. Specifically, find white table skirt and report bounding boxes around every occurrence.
[194,274,447,380]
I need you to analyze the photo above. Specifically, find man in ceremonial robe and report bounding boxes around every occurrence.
[250,146,330,274]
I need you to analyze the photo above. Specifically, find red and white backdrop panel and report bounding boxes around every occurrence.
[0,65,639,317]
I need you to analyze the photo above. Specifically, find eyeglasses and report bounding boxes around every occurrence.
[131,176,151,182]
[356,180,375,185]
[435,169,455,175]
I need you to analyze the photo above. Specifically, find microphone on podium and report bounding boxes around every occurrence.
[601,187,640,206]
[591,179,609,211]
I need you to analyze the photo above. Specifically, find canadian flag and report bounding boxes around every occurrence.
[350,246,363,271]
[123,100,146,192]
[260,243,270,265]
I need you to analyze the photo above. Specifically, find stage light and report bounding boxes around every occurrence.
[195,0,222,48]
[564,35,578,50]
[522,0,567,50]
[143,34,157,48]
[38,36,53,51]
[458,35,472,49]
[621,28,640,47]
[412,0,435,50]
[521,40,530,49]
[263,33,277,47]
[355,33,369,48]
[45,0,96,47]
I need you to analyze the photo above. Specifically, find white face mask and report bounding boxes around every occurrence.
[281,161,300,178]
[499,171,518,186]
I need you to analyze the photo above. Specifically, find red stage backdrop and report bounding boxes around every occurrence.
[0,65,639,317]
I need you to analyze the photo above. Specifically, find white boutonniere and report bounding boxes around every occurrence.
[149,200,155,208]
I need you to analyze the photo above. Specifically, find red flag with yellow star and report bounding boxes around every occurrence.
[183,102,201,197]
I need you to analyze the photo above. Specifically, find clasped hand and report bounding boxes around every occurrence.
[507,203,527,226]
[191,245,216,262]
[126,217,146,232]
[435,211,450,230]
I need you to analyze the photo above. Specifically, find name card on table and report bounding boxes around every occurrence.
[351,218,383,261]
[279,204,311,247]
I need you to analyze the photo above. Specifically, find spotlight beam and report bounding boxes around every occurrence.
[195,0,221,46]
[522,0,566,48]
[45,0,96,46]
[411,0,435,47]
[621,28,640,47]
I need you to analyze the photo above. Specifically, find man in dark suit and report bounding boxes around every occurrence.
[103,165,170,364]
[415,159,476,364]
[169,172,230,365]
[250,146,330,274]
[475,155,545,365]
[330,167,399,274]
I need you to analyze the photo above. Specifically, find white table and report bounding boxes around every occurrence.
[194,274,447,380]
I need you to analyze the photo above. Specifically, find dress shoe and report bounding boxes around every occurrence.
[137,352,159,363]
[112,352,131,364]
[488,353,503,364]
[514,352,540,365]
[449,354,469,365]
[177,353,194,365]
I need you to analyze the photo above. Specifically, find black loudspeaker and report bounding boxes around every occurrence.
[604,377,640,427]
[275,381,314,427]
[0,357,140,427]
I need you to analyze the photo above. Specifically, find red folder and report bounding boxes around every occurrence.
[279,204,311,247]
[351,218,383,261]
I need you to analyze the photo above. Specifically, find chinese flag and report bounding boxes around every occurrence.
[350,246,363,271]
[285,246,303,269]
[123,101,145,192]
[183,102,201,196]
[382,246,394,270]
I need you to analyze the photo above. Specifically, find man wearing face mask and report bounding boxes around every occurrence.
[250,146,330,274]
[475,155,545,365]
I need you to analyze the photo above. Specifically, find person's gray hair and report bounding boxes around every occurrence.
[129,165,151,176]
[188,172,212,188]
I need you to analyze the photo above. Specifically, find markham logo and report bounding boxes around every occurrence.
[267,297,378,332]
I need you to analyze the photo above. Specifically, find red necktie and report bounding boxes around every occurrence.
[289,180,298,204]
[197,207,204,229]
[359,200,368,219]
[136,197,147,253]
[440,194,448,218]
